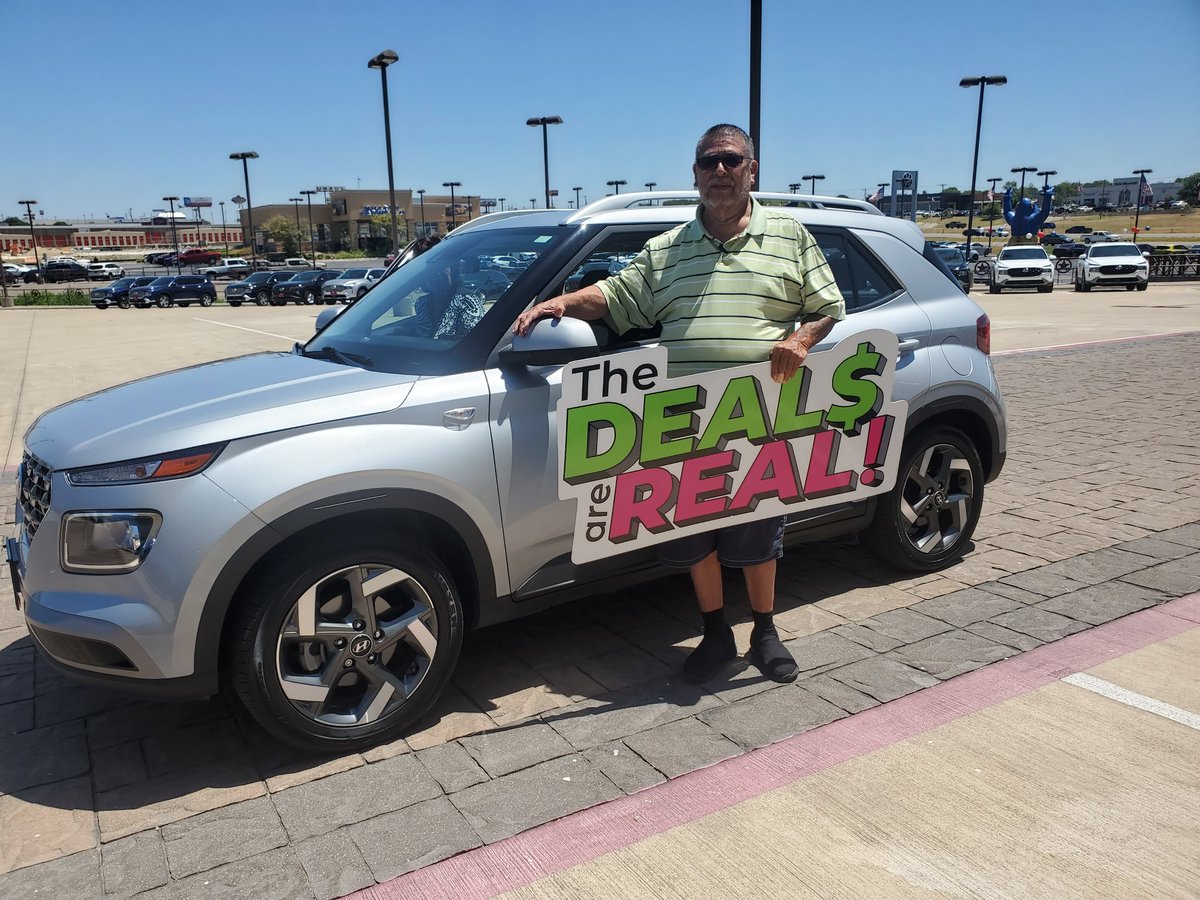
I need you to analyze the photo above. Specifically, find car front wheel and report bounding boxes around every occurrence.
[303,290,316,305]
[200,293,215,307]
[117,297,131,309]
[256,291,269,306]
[226,533,464,752]
[860,427,984,572]
[156,294,173,308]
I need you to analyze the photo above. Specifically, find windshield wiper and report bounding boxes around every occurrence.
[296,343,375,369]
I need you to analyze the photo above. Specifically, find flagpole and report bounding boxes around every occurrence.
[1132,168,1152,242]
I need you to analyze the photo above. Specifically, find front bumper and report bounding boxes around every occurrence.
[1083,266,1148,286]
[994,268,1053,288]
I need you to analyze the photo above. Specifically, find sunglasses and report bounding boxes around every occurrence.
[696,153,747,171]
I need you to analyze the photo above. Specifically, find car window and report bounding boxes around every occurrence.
[999,248,1048,260]
[342,269,368,279]
[810,229,899,311]
[1090,245,1141,258]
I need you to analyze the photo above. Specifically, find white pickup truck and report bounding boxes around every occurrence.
[198,258,253,279]
[1080,231,1119,244]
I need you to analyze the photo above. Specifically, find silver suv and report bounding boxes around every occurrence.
[8,192,1007,751]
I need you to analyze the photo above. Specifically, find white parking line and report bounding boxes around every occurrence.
[191,318,298,342]
[994,329,1200,355]
[1063,672,1200,732]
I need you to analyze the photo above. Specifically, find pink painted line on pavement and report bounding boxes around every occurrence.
[354,592,1200,900]
[992,329,1200,356]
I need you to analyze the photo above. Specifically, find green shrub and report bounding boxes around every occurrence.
[16,289,90,306]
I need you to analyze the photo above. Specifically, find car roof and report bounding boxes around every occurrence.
[443,190,925,253]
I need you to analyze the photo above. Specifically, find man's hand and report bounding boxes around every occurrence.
[513,298,566,337]
[770,315,836,383]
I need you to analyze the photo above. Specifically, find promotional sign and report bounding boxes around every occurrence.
[361,205,402,216]
[556,330,908,564]
[182,197,212,208]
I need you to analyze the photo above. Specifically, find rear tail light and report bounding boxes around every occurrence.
[976,314,991,355]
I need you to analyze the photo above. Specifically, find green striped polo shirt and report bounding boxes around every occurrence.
[599,198,845,376]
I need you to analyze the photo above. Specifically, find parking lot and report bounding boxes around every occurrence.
[1,284,1199,897]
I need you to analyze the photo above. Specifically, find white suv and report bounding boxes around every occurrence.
[989,245,1054,294]
[87,262,126,281]
[1074,243,1149,292]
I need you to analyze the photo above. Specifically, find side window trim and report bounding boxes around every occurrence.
[807,225,904,314]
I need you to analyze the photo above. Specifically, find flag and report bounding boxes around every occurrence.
[868,185,884,203]
[1139,174,1153,203]
[987,187,995,202]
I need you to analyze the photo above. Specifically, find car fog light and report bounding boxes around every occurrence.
[62,511,162,573]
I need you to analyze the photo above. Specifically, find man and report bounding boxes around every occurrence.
[514,124,845,683]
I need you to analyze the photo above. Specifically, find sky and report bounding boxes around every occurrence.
[3,0,1198,222]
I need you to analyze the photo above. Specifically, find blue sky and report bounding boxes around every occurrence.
[4,0,1198,221]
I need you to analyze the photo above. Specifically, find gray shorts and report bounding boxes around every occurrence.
[657,516,786,569]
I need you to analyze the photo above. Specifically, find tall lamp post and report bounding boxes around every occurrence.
[1037,169,1057,192]
[1132,167,1152,240]
[526,115,563,210]
[219,201,230,256]
[443,181,461,229]
[606,179,627,195]
[368,49,401,253]
[572,187,582,209]
[1011,166,1037,199]
[230,151,259,261]
[644,182,656,192]
[959,75,1007,256]
[300,189,318,262]
[803,174,825,195]
[986,176,1003,253]
[788,183,801,194]
[18,200,41,281]
[499,197,506,212]
[163,196,181,273]
[416,189,426,235]
[288,198,303,256]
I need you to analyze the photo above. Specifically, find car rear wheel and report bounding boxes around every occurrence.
[1038,285,1053,293]
[226,533,464,752]
[1136,283,1148,291]
[1078,282,1091,292]
[304,290,316,305]
[94,302,108,310]
[156,294,173,308]
[229,301,242,308]
[255,291,269,306]
[356,288,367,300]
[860,427,984,573]
[200,293,215,307]
[988,283,1000,294]
[117,297,131,309]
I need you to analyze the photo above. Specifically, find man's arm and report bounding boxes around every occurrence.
[512,285,608,336]
[769,315,837,384]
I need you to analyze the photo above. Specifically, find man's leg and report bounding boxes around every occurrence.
[682,551,737,682]
[741,544,799,684]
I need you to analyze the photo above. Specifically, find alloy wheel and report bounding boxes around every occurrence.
[897,442,974,556]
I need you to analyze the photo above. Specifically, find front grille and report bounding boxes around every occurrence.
[1099,265,1136,275]
[19,452,52,538]
[1010,267,1042,277]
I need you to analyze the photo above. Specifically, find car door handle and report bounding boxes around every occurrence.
[442,407,476,431]
[898,338,920,353]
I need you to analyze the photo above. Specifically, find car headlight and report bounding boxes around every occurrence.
[61,511,162,573]
[66,444,224,486]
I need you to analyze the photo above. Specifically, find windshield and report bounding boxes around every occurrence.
[340,269,369,279]
[999,248,1048,261]
[110,277,136,288]
[244,272,270,283]
[149,277,173,286]
[1091,245,1142,258]
[934,248,965,265]
[308,225,571,375]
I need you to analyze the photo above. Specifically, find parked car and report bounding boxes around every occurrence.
[90,276,156,310]
[945,221,966,229]
[320,268,386,304]
[8,190,1007,751]
[1065,225,1092,234]
[989,246,1054,293]
[1039,233,1070,246]
[283,257,314,269]
[1052,242,1087,259]
[270,269,343,305]
[461,268,512,302]
[128,274,217,308]
[175,248,222,267]
[1074,243,1149,292]
[1080,231,1119,244]
[199,258,252,279]
[930,245,973,292]
[42,261,90,283]
[87,262,126,281]
[225,271,296,307]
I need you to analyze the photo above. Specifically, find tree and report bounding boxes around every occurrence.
[1179,172,1200,203]
[3,216,24,226]
[53,220,70,226]
[981,202,1001,220]
[1053,181,1082,202]
[262,215,300,255]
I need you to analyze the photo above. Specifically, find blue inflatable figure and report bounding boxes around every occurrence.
[1004,185,1054,240]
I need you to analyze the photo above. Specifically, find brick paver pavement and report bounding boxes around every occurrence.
[0,333,1198,898]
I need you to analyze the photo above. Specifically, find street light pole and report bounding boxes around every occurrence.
[289,198,303,257]
[300,189,318,262]
[499,197,506,212]
[803,174,825,195]
[219,201,230,256]
[959,75,1007,256]
[1132,167,1153,241]
[986,176,1003,253]
[163,196,181,273]
[18,200,40,281]
[1011,166,1037,201]
[526,115,563,210]
[368,49,401,254]
[788,183,801,194]
[644,182,656,192]
[443,182,461,229]
[572,187,582,209]
[606,179,627,195]
[1037,169,1057,192]
[416,189,426,235]
[229,151,259,263]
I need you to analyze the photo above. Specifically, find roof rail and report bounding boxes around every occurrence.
[443,208,545,237]
[567,190,883,221]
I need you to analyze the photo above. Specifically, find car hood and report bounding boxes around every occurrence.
[24,352,418,470]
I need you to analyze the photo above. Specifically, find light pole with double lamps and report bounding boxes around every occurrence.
[986,176,1003,253]
[163,196,181,273]
[289,198,303,257]
[526,115,563,210]
[368,49,401,253]
[219,201,230,256]
[416,189,426,235]
[229,151,259,262]
[959,75,1007,255]
[788,183,801,194]
[606,179,627,195]
[300,189,318,262]
[443,182,462,229]
[803,174,825,195]
[18,200,40,281]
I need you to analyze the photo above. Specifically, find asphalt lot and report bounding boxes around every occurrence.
[0,284,1198,898]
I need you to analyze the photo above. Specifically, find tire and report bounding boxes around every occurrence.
[1038,285,1053,293]
[94,302,108,310]
[1079,282,1091,292]
[179,302,191,308]
[1136,283,1148,291]
[229,301,242,308]
[200,293,215,307]
[860,427,985,573]
[156,294,173,308]
[255,291,269,306]
[225,534,464,752]
[988,283,1000,294]
[304,290,316,305]
[1073,282,1082,292]
[356,287,367,300]
[117,297,131,310]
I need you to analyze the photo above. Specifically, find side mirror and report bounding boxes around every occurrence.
[315,306,344,332]
[499,316,600,367]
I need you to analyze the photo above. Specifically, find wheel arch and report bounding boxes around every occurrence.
[196,489,493,695]
[904,398,1002,484]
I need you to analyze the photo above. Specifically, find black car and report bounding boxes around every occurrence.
[270,269,343,305]
[226,271,296,307]
[1065,225,1092,235]
[128,274,217,308]
[42,261,90,283]
[1039,233,1070,246]
[1052,242,1087,259]
[90,276,156,310]
[930,245,973,292]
